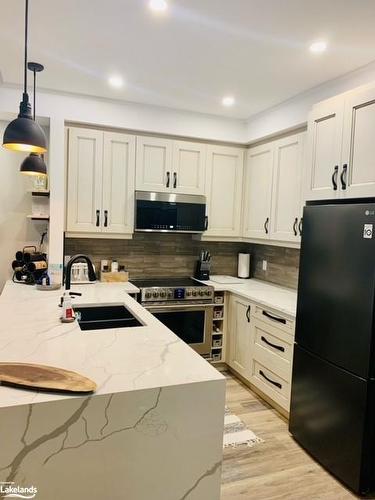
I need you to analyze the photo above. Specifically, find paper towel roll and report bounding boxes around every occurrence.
[238,253,250,278]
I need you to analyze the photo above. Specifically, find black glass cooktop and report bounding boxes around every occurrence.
[131,277,206,288]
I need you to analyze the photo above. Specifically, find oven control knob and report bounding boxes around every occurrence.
[199,290,205,296]
[186,290,192,297]
[145,292,151,299]
[192,290,197,296]
[205,290,212,296]
[160,291,166,298]
[153,291,159,298]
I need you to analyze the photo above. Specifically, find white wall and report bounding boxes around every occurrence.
[246,60,375,143]
[0,120,46,291]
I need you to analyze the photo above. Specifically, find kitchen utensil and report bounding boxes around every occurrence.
[0,363,96,393]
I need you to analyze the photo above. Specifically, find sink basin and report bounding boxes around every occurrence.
[73,304,144,331]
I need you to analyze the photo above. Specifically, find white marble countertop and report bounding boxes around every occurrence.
[195,278,297,317]
[0,281,223,409]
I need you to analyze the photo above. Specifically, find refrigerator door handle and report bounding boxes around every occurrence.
[262,310,287,324]
[259,370,282,389]
[332,165,339,190]
[298,217,303,236]
[340,164,348,190]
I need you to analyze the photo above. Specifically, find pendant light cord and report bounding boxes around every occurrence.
[24,0,28,95]
[33,69,36,120]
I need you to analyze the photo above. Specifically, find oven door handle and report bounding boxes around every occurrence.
[145,303,215,312]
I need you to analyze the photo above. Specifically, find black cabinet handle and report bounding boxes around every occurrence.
[298,217,303,236]
[166,171,170,188]
[246,305,251,323]
[262,310,287,324]
[332,165,338,190]
[204,216,208,230]
[173,172,177,188]
[259,370,282,389]
[96,209,100,227]
[264,217,269,235]
[293,217,298,236]
[340,164,347,190]
[104,210,108,227]
[261,335,285,352]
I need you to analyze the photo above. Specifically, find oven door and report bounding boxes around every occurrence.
[146,304,213,356]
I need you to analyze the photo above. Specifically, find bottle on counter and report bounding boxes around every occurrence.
[61,292,75,323]
[111,259,118,272]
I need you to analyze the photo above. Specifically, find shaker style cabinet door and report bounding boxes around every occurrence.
[227,295,253,378]
[341,86,375,198]
[243,144,273,240]
[303,97,344,201]
[102,132,136,234]
[135,136,173,193]
[172,141,206,195]
[270,133,304,242]
[204,146,244,237]
[66,127,103,233]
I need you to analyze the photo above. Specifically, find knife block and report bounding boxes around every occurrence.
[194,260,210,281]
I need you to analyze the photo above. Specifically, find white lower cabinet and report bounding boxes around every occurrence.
[227,295,252,378]
[227,294,295,414]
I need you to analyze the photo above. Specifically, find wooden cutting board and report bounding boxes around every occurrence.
[0,363,96,393]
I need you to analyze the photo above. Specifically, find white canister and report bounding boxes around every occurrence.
[238,253,250,278]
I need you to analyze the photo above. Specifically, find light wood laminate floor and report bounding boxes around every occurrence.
[221,372,363,500]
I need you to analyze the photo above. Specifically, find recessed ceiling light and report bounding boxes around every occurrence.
[108,75,124,89]
[309,41,327,54]
[149,0,168,12]
[222,96,235,107]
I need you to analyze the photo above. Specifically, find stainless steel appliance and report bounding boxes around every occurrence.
[290,197,375,495]
[135,191,207,234]
[132,277,214,356]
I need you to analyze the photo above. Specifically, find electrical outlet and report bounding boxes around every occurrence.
[262,260,267,271]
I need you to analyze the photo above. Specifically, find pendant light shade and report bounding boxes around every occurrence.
[20,152,47,175]
[2,0,47,154]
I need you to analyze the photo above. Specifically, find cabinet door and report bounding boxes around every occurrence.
[228,295,252,378]
[270,133,304,242]
[205,146,244,237]
[136,136,172,192]
[66,128,103,233]
[243,143,273,239]
[102,132,136,234]
[172,141,206,195]
[341,85,375,198]
[303,98,344,201]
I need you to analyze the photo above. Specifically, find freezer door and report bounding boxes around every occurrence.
[289,345,368,494]
[296,201,375,378]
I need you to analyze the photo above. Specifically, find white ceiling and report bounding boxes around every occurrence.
[1,0,375,119]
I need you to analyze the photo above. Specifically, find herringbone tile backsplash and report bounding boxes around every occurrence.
[65,234,300,289]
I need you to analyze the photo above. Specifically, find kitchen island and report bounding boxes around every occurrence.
[0,282,225,500]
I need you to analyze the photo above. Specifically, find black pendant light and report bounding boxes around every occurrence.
[20,62,47,176]
[3,0,47,154]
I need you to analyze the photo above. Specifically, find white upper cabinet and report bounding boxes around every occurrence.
[67,128,103,233]
[270,133,304,242]
[102,132,136,234]
[136,136,173,193]
[204,145,244,237]
[136,137,205,195]
[66,128,136,236]
[304,97,344,201]
[173,141,206,195]
[243,143,274,240]
[341,86,375,198]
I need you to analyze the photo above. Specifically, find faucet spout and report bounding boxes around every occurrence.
[65,254,96,290]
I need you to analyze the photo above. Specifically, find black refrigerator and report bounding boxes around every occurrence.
[289,197,375,495]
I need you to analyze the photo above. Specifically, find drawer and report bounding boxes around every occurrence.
[250,359,290,411]
[253,317,293,360]
[252,304,295,335]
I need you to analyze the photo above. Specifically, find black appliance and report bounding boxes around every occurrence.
[289,197,375,495]
[135,191,207,233]
[132,277,214,356]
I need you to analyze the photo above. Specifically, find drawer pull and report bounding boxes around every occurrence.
[259,370,282,389]
[261,335,285,352]
[262,310,286,324]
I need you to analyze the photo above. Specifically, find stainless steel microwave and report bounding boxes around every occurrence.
[135,191,207,234]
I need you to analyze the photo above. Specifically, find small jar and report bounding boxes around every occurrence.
[111,260,118,272]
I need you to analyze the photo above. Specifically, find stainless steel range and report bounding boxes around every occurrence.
[132,277,214,356]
